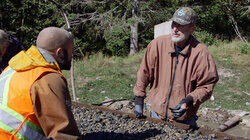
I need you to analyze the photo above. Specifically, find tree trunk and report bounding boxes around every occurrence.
[228,11,247,42]
[130,0,139,55]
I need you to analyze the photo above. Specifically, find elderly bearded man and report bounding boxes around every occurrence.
[0,27,80,139]
[133,7,219,129]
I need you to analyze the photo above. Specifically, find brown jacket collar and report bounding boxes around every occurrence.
[169,35,199,57]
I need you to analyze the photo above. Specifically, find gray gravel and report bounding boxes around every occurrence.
[71,105,220,140]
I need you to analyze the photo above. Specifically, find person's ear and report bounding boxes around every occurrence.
[55,47,64,59]
[190,25,196,34]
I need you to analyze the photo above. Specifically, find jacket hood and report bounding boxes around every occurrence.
[9,45,60,72]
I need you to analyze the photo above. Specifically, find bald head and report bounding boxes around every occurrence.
[36,27,73,52]
[36,27,74,70]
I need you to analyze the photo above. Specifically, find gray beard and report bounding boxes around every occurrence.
[171,32,187,43]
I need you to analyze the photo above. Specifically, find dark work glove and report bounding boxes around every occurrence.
[134,104,143,118]
[133,97,144,118]
[170,96,193,119]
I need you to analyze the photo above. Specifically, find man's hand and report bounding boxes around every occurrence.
[170,96,193,119]
[170,99,187,119]
[134,104,143,118]
[133,96,144,118]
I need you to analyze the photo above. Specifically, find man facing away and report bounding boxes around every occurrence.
[0,27,80,139]
[133,7,219,129]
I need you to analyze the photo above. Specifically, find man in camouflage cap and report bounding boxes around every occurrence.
[133,7,218,129]
[171,7,197,25]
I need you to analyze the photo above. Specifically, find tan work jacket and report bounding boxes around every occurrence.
[31,72,80,139]
[134,35,219,121]
[0,45,80,139]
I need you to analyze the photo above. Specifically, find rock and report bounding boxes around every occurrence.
[96,110,102,114]
[101,90,106,94]
[209,134,217,138]
[210,96,215,101]
[115,103,123,110]
[241,115,250,127]
[116,114,122,118]
[175,132,181,137]
[228,110,249,117]
[122,114,130,120]
[223,137,230,140]
[95,118,102,123]
[181,134,189,139]
[194,130,201,137]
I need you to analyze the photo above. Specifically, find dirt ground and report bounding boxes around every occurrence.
[100,98,250,139]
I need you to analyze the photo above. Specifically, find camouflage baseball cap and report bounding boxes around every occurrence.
[171,7,197,25]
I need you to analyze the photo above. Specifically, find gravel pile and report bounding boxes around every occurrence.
[197,108,232,126]
[71,105,220,140]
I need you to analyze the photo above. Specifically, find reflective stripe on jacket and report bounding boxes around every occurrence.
[0,66,62,140]
[0,46,63,140]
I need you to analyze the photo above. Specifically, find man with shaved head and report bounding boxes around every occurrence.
[0,27,80,139]
[36,27,73,70]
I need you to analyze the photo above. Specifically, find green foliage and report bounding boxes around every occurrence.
[104,25,130,56]
[0,0,63,48]
[0,0,249,56]
[239,43,249,54]
[99,10,132,56]
[195,0,249,40]
[71,0,249,56]
[193,30,217,46]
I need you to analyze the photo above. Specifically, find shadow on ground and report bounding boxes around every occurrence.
[80,128,162,140]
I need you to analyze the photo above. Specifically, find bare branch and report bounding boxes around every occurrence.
[43,0,77,101]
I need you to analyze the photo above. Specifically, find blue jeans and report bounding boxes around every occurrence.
[150,109,162,120]
[150,110,198,129]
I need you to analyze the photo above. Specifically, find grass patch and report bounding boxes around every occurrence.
[202,41,249,111]
[64,41,249,111]
[63,51,144,104]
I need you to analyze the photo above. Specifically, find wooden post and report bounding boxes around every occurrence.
[71,59,77,101]
[218,115,241,132]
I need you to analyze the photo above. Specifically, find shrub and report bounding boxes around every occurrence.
[104,25,130,56]
[239,43,249,54]
[193,30,216,46]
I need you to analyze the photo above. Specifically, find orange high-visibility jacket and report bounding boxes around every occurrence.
[0,46,62,140]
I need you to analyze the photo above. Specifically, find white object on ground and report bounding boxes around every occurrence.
[101,90,106,94]
[210,95,215,101]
